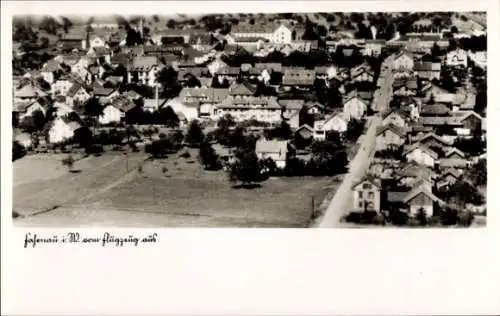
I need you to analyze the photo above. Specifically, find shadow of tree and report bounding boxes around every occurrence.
[232,183,262,190]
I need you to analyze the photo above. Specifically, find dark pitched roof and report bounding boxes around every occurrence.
[233,36,269,43]
[381,108,410,120]
[376,124,407,137]
[351,175,382,190]
[394,50,415,60]
[282,67,315,86]
[110,52,132,66]
[229,83,255,96]
[93,86,115,97]
[403,184,443,204]
[409,124,434,134]
[419,116,462,126]
[188,34,216,45]
[41,59,62,73]
[416,132,453,146]
[90,46,111,56]
[252,63,283,73]
[440,167,462,179]
[396,162,435,180]
[177,67,210,79]
[438,158,469,168]
[67,82,86,97]
[444,148,465,158]
[403,143,439,160]
[216,66,241,76]
[111,96,136,112]
[393,78,418,90]
[278,99,305,110]
[131,56,158,71]
[420,103,451,116]
[387,191,408,203]
[223,44,248,55]
[414,61,441,72]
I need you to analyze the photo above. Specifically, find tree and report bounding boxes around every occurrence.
[145,138,174,158]
[83,97,104,133]
[185,120,205,147]
[309,140,347,176]
[62,155,75,172]
[199,141,222,170]
[440,68,456,92]
[214,114,235,145]
[228,149,268,187]
[301,25,320,41]
[431,42,442,60]
[73,127,93,149]
[443,180,485,209]
[298,105,314,127]
[453,136,484,156]
[474,90,487,115]
[39,16,61,35]
[159,106,180,128]
[171,130,184,150]
[268,121,292,140]
[468,159,487,187]
[157,67,182,99]
[166,19,176,28]
[39,36,49,49]
[12,141,27,161]
[346,119,365,141]
[228,126,246,148]
[60,17,73,33]
[218,114,236,130]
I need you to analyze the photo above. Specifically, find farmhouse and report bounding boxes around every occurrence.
[255,139,289,169]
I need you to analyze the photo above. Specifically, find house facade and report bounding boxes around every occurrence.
[216,97,282,123]
[313,113,348,140]
[67,83,91,107]
[382,110,408,128]
[99,104,125,124]
[393,52,414,72]
[165,98,199,122]
[343,96,367,121]
[446,49,468,68]
[48,117,82,144]
[403,186,441,218]
[352,178,381,212]
[375,125,406,151]
[404,145,438,168]
[255,139,289,169]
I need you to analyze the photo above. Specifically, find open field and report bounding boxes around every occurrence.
[13,149,340,227]
[13,152,147,217]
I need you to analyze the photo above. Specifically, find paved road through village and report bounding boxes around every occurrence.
[318,55,394,228]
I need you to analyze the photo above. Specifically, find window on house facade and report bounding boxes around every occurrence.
[358,201,363,208]
[357,191,363,198]
[368,192,374,199]
[362,183,372,189]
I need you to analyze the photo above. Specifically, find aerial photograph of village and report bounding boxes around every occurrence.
[11,11,487,228]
